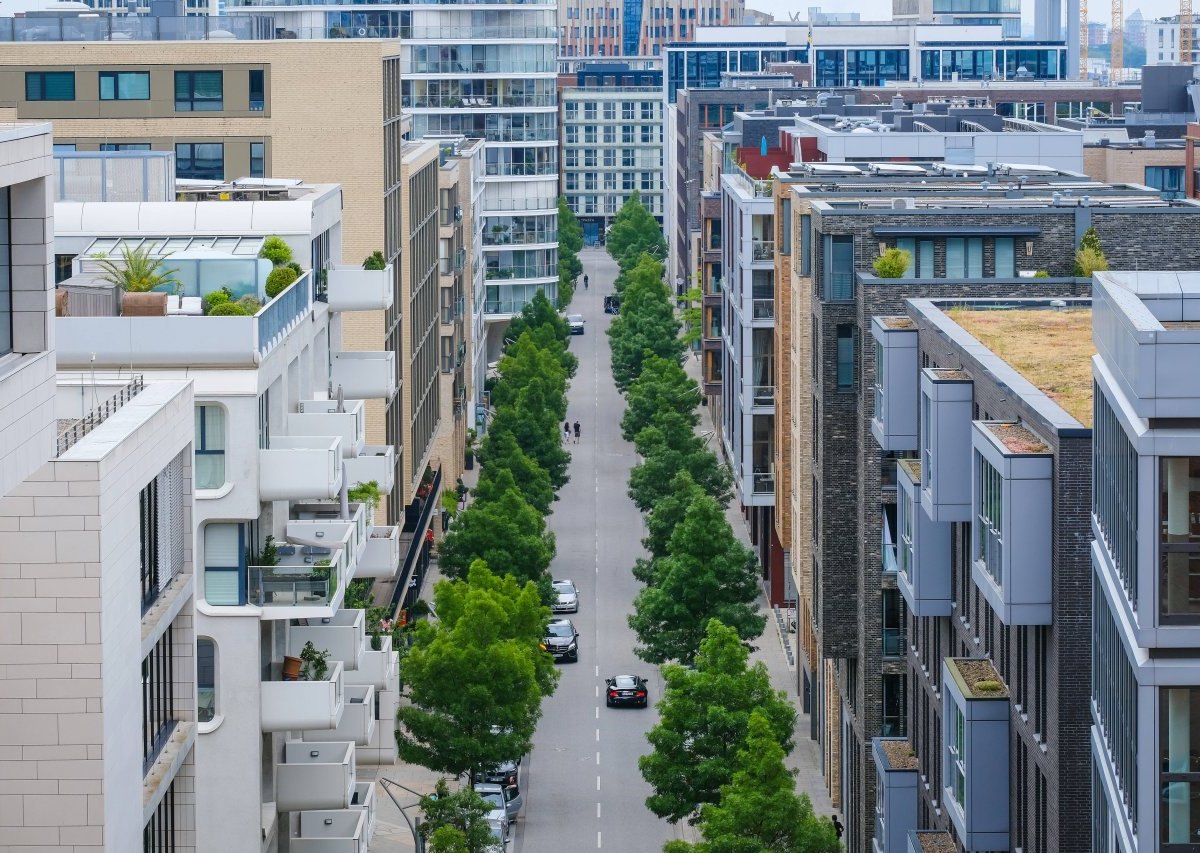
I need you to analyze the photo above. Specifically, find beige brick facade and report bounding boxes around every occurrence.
[1082,142,1185,185]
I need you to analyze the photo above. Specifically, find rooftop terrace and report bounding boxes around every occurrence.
[945,306,1094,426]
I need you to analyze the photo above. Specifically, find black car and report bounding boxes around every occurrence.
[605,674,648,708]
[475,758,519,788]
[542,618,579,663]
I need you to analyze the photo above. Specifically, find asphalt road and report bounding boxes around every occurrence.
[513,248,677,853]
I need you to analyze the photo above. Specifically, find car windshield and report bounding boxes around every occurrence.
[568,315,583,323]
[613,675,638,688]
[478,792,504,808]
[553,582,576,595]
[546,623,574,638]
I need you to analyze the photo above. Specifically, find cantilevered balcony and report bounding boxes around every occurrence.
[290,400,366,460]
[351,782,376,842]
[259,436,343,501]
[289,609,366,668]
[343,445,395,494]
[261,660,345,732]
[276,741,356,812]
[287,501,369,572]
[330,351,397,400]
[248,546,345,615]
[344,634,398,693]
[356,525,401,579]
[291,809,368,853]
[304,684,376,746]
[326,264,394,312]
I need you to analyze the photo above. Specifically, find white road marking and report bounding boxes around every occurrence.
[596,751,601,765]
[598,831,603,848]
[595,665,599,677]
[595,706,599,719]
[595,728,600,741]
[596,775,601,791]
[597,802,601,819]
[595,684,599,698]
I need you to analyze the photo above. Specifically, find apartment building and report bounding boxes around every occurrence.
[558,0,744,57]
[870,296,1095,852]
[1088,271,1200,853]
[1083,137,1187,195]
[0,124,201,853]
[776,172,1200,852]
[49,171,433,852]
[892,0,1022,37]
[560,64,665,243]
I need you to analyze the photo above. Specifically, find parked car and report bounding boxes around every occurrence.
[605,674,649,708]
[476,758,519,788]
[474,781,523,822]
[552,579,579,613]
[541,618,579,662]
[567,314,585,335]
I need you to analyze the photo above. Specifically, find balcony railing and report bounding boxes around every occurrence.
[481,196,558,213]
[247,552,341,609]
[750,240,775,262]
[400,24,557,39]
[57,374,144,457]
[258,273,314,356]
[752,298,775,320]
[405,94,558,109]
[484,229,558,246]
[0,14,271,41]
[750,385,775,407]
[752,471,775,494]
[485,264,557,280]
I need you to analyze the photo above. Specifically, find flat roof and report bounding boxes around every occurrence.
[944,307,1094,426]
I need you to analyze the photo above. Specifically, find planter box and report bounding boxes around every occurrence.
[326,264,394,312]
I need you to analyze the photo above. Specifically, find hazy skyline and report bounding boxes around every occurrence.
[744,0,1184,25]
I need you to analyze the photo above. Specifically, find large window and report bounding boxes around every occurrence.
[250,142,265,178]
[194,405,226,490]
[203,523,244,606]
[197,638,216,723]
[142,626,176,770]
[948,700,966,808]
[946,237,984,278]
[882,588,907,657]
[1160,457,1200,622]
[836,324,856,389]
[25,71,74,101]
[174,70,223,112]
[139,478,161,613]
[882,673,907,736]
[0,189,9,357]
[825,234,855,300]
[995,237,1015,277]
[1162,687,1200,847]
[975,453,1004,584]
[1092,583,1138,827]
[1147,166,1186,199]
[99,71,150,101]
[175,143,223,181]
[248,69,265,111]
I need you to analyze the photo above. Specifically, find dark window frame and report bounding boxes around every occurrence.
[25,71,75,102]
[174,70,223,112]
[99,70,150,101]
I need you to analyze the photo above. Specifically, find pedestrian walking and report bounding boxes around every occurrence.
[573,421,581,443]
[563,421,571,442]
[831,816,844,840]
[583,274,589,289]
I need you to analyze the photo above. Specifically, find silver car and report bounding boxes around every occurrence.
[552,579,579,613]
[474,781,523,822]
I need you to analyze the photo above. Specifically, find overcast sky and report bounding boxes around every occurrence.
[744,0,1183,26]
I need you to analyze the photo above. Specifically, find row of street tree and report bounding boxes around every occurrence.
[604,196,840,852]
[394,293,577,851]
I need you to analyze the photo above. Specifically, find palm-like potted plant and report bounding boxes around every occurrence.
[96,245,181,312]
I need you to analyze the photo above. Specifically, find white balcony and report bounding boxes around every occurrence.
[277,741,356,813]
[356,526,401,579]
[290,400,367,459]
[305,684,376,747]
[291,808,369,853]
[344,445,395,495]
[288,502,369,569]
[262,660,346,732]
[289,609,366,669]
[327,264,394,312]
[331,351,397,400]
[351,782,376,842]
[345,635,398,692]
[356,686,398,766]
[260,436,344,501]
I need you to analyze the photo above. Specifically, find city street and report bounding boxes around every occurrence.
[513,247,676,853]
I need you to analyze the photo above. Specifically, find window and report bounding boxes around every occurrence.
[825,234,854,300]
[946,237,965,278]
[174,70,223,111]
[882,588,907,657]
[250,142,265,178]
[99,71,150,101]
[175,143,223,181]
[896,237,918,277]
[194,405,226,490]
[142,626,176,770]
[1095,391,1138,605]
[203,523,244,606]
[1160,457,1200,622]
[967,238,983,277]
[800,214,811,276]
[948,700,966,808]
[918,240,933,278]
[995,237,1015,278]
[882,673,907,736]
[1161,687,1200,846]
[258,389,270,449]
[248,69,265,111]
[139,478,161,613]
[25,71,74,101]
[836,324,856,389]
[197,638,216,723]
[1146,165,1186,199]
[0,189,8,358]
[976,453,1004,584]
[99,143,151,151]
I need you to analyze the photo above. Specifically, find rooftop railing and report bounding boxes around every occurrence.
[0,15,271,41]
[57,374,144,457]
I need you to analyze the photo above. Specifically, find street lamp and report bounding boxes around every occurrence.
[378,777,428,853]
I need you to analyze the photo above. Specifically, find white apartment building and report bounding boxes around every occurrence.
[0,126,201,853]
[1090,271,1200,853]
[561,85,665,243]
[1148,17,1200,64]
[51,173,404,853]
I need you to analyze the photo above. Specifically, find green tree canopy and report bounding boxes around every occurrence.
[420,780,497,853]
[642,471,708,564]
[558,197,584,308]
[607,192,667,276]
[505,289,570,346]
[628,494,764,664]
[397,562,558,777]
[621,354,701,443]
[628,417,732,510]
[487,385,571,490]
[664,711,841,853]
[681,283,704,347]
[491,333,568,418]
[506,322,578,380]
[608,255,684,391]
[437,482,555,585]
[476,428,555,515]
[640,621,797,825]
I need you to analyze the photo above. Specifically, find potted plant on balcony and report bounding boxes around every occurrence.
[416,466,435,499]
[298,641,330,681]
[348,480,382,522]
[363,251,387,271]
[464,429,477,470]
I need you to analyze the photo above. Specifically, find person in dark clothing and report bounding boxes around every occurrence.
[572,421,581,443]
[563,421,571,442]
[583,274,589,289]
[831,816,844,839]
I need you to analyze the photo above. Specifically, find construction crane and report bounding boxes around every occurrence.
[1182,0,1193,64]
[1089,0,1191,79]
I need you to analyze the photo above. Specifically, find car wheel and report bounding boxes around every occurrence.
[640,699,648,708]
[606,697,612,707]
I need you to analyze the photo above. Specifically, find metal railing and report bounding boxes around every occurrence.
[751,471,775,494]
[750,385,775,407]
[390,467,442,618]
[482,196,558,212]
[483,229,558,246]
[484,162,558,178]
[404,94,557,109]
[57,374,145,457]
[400,60,557,75]
[400,24,557,38]
[749,239,775,262]
[486,264,557,280]
[247,559,338,608]
[257,273,313,357]
[0,15,271,41]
